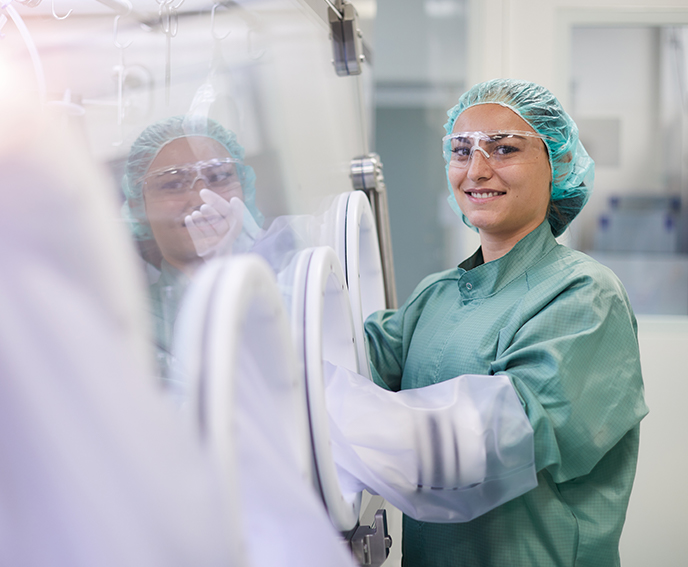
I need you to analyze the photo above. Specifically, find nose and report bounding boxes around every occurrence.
[185,173,209,211]
[190,172,209,191]
[466,146,493,180]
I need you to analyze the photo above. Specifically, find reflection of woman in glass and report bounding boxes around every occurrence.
[121,116,264,382]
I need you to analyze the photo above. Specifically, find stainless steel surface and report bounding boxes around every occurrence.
[350,509,393,566]
[324,0,342,20]
[350,154,398,309]
[329,0,364,76]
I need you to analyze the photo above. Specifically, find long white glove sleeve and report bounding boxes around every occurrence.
[324,362,537,523]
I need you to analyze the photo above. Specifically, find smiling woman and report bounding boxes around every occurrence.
[122,116,264,272]
[444,80,594,245]
[353,78,649,567]
[447,104,553,261]
[142,137,245,273]
[120,115,266,384]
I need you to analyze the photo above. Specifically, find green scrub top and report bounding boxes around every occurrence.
[148,260,190,384]
[365,221,648,567]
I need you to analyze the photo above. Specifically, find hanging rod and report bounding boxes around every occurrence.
[94,0,132,15]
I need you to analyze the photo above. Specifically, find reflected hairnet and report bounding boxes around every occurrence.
[121,116,263,240]
[444,79,594,237]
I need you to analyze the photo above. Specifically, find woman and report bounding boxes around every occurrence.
[122,115,264,274]
[121,116,264,382]
[331,79,648,566]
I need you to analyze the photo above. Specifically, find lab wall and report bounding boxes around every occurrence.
[374,106,447,303]
[570,26,663,248]
[621,315,688,567]
[569,25,688,316]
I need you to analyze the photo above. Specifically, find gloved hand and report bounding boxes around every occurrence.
[184,190,261,260]
[323,362,537,523]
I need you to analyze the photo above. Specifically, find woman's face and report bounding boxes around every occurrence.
[143,136,243,271]
[448,104,552,244]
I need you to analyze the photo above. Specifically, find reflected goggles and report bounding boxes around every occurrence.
[142,157,241,198]
[442,130,550,169]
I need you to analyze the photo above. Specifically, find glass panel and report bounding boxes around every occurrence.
[570,25,688,316]
[2,0,373,384]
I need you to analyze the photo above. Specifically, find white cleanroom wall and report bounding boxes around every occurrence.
[620,316,688,567]
[569,24,688,318]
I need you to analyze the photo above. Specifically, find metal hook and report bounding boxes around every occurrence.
[118,0,132,17]
[156,0,184,15]
[159,3,178,37]
[210,3,230,41]
[113,15,133,49]
[51,0,72,20]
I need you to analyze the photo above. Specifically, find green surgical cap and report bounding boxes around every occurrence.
[121,115,264,241]
[444,78,594,237]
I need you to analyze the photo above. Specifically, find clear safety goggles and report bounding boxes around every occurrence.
[142,157,241,199]
[442,130,550,168]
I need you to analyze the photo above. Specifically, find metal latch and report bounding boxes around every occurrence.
[328,0,365,76]
[350,154,398,309]
[350,509,392,566]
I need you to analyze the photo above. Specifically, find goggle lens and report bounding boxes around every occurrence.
[442,130,549,168]
[143,158,241,199]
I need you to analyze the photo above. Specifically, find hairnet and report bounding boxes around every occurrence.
[121,115,263,241]
[444,78,594,237]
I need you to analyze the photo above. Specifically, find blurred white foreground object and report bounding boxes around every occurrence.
[322,191,386,380]
[0,105,234,566]
[173,252,357,567]
[287,246,364,532]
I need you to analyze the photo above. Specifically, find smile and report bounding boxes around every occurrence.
[466,191,505,199]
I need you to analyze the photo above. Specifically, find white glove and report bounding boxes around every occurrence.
[184,190,261,260]
[324,362,537,523]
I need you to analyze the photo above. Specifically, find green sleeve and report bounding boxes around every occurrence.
[490,262,648,483]
[365,271,455,392]
[364,309,404,391]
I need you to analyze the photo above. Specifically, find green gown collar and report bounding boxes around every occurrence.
[457,221,558,299]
